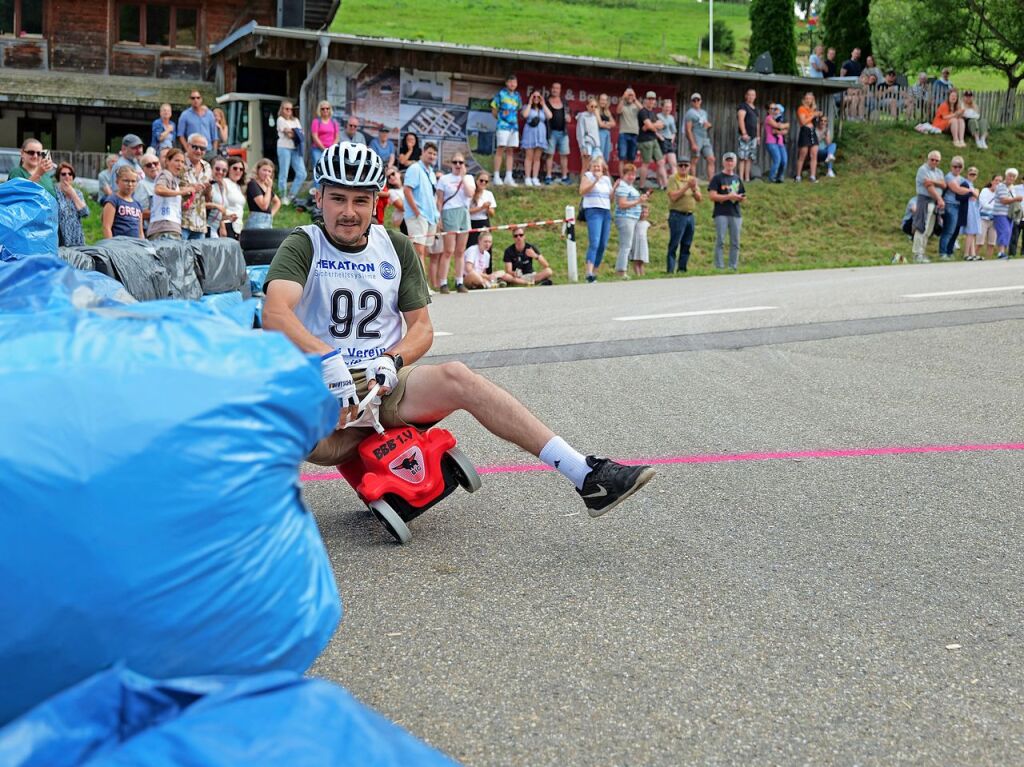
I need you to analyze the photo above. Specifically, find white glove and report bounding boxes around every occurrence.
[321,350,358,412]
[364,354,399,394]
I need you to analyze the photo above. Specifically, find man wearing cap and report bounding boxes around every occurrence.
[666,157,702,273]
[111,134,144,176]
[490,75,522,187]
[707,152,745,270]
[684,93,715,180]
[636,91,665,189]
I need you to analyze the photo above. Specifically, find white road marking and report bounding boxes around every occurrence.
[613,306,779,322]
[433,331,453,336]
[902,285,1024,298]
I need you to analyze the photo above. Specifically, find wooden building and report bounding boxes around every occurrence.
[210,23,849,177]
[0,1,336,174]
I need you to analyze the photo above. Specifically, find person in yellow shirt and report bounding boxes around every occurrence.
[665,157,702,272]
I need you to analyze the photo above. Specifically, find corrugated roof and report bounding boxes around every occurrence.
[211,21,848,90]
[0,68,216,110]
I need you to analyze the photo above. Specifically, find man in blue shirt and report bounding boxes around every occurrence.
[177,90,218,154]
[490,74,521,187]
[403,142,440,272]
[368,126,396,169]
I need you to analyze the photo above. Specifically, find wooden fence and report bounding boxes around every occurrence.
[50,150,110,181]
[836,84,1024,128]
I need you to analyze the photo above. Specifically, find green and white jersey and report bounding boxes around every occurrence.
[266,222,430,367]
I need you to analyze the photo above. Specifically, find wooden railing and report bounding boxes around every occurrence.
[49,151,111,181]
[835,84,1024,127]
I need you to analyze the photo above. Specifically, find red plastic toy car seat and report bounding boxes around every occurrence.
[338,424,481,544]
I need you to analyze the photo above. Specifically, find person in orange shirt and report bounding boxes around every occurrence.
[932,89,967,147]
[794,92,822,183]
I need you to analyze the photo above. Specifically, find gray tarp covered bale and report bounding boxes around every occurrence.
[82,238,170,302]
[150,240,203,301]
[57,247,95,272]
[192,239,250,298]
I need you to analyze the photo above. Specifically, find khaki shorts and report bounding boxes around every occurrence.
[979,218,998,246]
[406,215,437,246]
[638,140,663,163]
[306,365,430,466]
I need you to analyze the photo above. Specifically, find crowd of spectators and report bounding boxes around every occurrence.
[907,150,1022,263]
[813,42,993,151]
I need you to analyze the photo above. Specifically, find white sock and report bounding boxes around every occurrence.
[539,436,591,489]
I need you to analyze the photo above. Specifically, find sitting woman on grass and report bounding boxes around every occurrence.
[931,89,967,147]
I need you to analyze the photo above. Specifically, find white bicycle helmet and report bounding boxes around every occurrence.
[314,142,386,191]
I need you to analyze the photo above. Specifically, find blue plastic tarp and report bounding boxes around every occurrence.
[0,179,58,258]
[0,667,462,767]
[198,290,257,328]
[0,255,135,312]
[0,261,341,724]
[246,264,270,296]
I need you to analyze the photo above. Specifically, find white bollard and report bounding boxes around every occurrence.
[565,204,578,283]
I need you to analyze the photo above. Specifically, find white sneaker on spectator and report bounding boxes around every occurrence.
[494,175,504,186]
[504,173,516,187]
[533,177,541,186]
[826,154,835,163]
[914,255,931,264]
[827,168,836,178]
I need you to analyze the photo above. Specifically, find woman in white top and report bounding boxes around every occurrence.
[467,171,496,248]
[275,100,307,205]
[435,152,476,293]
[222,158,247,239]
[206,157,233,238]
[462,232,508,289]
[977,174,1001,260]
[579,155,613,282]
[147,148,191,241]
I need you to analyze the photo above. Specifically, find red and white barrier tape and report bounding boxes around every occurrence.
[444,217,574,235]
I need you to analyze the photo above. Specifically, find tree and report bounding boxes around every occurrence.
[703,20,736,57]
[870,0,1024,117]
[821,0,873,61]
[748,0,798,76]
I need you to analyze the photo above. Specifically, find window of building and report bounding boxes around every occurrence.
[1,0,44,36]
[117,2,199,48]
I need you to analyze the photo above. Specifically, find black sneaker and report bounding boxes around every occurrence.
[577,456,655,517]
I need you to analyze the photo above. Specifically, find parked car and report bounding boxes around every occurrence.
[0,148,20,182]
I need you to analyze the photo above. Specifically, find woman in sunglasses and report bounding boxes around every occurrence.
[434,153,475,293]
[55,162,89,247]
[222,158,248,240]
[310,101,339,188]
[467,172,496,249]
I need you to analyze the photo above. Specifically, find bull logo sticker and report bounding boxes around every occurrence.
[389,446,425,484]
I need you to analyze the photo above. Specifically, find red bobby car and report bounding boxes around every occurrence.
[338,421,481,544]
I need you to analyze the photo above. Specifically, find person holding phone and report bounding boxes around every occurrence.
[707,152,745,270]
[9,138,56,197]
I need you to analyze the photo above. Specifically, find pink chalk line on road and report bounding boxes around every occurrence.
[300,442,1024,483]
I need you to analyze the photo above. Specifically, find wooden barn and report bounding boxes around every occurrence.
[209,23,848,178]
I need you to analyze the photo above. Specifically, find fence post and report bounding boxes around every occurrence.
[565,204,578,283]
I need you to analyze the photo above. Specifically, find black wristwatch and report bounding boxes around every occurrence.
[383,352,404,371]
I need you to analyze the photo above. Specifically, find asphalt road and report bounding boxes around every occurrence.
[304,261,1024,766]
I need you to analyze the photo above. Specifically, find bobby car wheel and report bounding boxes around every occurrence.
[368,499,412,544]
[445,447,482,493]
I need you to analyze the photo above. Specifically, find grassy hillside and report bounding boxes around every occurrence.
[331,0,752,69]
[330,1,1007,92]
[81,123,1024,280]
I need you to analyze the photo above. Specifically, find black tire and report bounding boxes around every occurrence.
[239,227,291,252]
[243,248,278,266]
